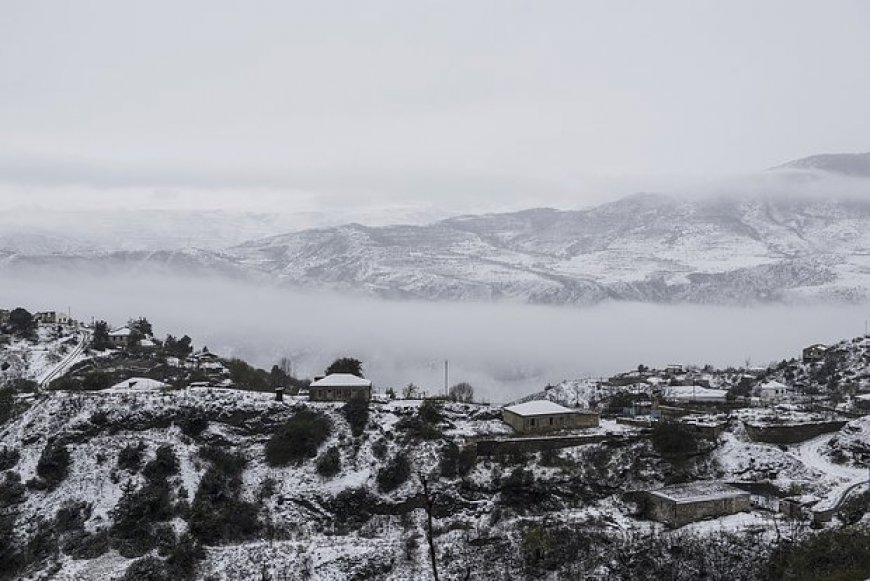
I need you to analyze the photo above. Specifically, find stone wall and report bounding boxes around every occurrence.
[744,420,847,444]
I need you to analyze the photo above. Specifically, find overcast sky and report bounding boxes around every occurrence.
[1,0,869,213]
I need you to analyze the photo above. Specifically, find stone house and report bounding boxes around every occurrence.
[502,400,599,434]
[308,373,372,402]
[108,326,133,347]
[34,311,70,325]
[646,482,751,527]
[802,344,827,363]
[759,380,792,402]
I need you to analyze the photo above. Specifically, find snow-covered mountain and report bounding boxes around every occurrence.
[2,190,869,305]
[225,191,870,304]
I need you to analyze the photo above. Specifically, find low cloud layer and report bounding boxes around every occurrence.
[2,272,867,402]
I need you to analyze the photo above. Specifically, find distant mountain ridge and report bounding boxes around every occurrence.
[772,152,870,177]
[3,189,869,306]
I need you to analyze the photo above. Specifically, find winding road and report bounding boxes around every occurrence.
[39,328,90,387]
[789,431,868,513]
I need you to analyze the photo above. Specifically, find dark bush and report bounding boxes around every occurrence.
[377,452,411,493]
[0,471,25,508]
[440,442,477,478]
[316,446,341,478]
[117,441,146,472]
[123,556,171,581]
[89,410,109,426]
[371,438,388,459]
[342,398,369,437]
[0,387,16,426]
[189,448,259,545]
[332,487,376,529]
[265,410,331,466]
[110,480,173,557]
[165,534,205,580]
[651,421,699,457]
[766,526,870,581]
[63,529,110,560]
[36,442,71,490]
[178,409,208,438]
[143,445,179,481]
[55,502,91,533]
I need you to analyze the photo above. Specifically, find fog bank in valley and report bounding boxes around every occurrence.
[2,273,867,402]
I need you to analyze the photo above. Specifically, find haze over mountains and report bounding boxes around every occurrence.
[2,153,869,306]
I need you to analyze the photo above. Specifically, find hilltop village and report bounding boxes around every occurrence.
[0,305,869,580]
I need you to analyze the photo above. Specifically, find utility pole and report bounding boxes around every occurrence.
[444,360,449,397]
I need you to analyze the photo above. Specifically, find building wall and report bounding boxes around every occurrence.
[309,386,371,402]
[503,410,599,434]
[647,493,751,527]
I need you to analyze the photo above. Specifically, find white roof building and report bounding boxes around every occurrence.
[107,377,169,392]
[310,373,372,388]
[760,380,792,400]
[503,400,578,416]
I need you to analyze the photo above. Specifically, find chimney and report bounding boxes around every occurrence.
[275,387,284,402]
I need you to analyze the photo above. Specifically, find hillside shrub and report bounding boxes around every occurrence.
[316,446,341,478]
[265,410,331,466]
[189,447,259,544]
[766,526,870,581]
[342,398,369,437]
[123,556,171,581]
[377,452,411,493]
[651,421,699,457]
[440,442,477,478]
[142,445,179,481]
[36,442,71,490]
[0,448,19,471]
[111,480,173,557]
[397,400,444,440]
[0,471,25,508]
[0,387,16,426]
[117,441,146,472]
[178,409,208,438]
[332,487,376,529]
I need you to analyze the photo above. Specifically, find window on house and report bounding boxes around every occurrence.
[549,417,554,425]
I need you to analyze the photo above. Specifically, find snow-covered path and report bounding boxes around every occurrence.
[789,432,867,511]
[38,329,90,387]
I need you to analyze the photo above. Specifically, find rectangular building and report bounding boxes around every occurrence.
[646,482,750,527]
[502,400,599,434]
[309,373,372,402]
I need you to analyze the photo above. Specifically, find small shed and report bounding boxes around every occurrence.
[309,373,372,402]
[646,482,751,527]
[502,400,599,434]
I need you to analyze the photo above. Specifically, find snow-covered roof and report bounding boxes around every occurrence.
[649,482,749,504]
[661,385,728,401]
[310,373,372,388]
[108,377,169,391]
[109,327,132,336]
[138,338,156,347]
[503,400,579,416]
[761,381,791,391]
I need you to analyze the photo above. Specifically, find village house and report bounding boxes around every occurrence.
[108,327,133,347]
[185,349,220,369]
[646,482,751,527]
[34,311,70,326]
[308,373,372,402]
[759,380,792,402]
[502,400,599,434]
[802,344,827,363]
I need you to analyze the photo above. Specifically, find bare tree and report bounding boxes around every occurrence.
[418,472,439,581]
[448,382,474,403]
